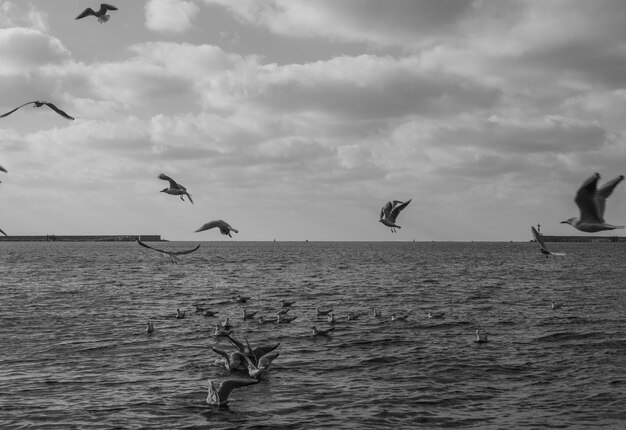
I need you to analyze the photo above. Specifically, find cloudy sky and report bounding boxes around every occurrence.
[1,0,625,241]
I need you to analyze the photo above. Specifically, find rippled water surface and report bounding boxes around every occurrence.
[1,241,625,429]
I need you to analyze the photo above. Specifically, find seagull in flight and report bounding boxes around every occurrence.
[158,173,193,204]
[195,220,238,237]
[0,227,7,237]
[136,239,200,263]
[561,173,624,232]
[206,378,259,406]
[75,4,118,23]
[530,226,565,257]
[0,101,74,120]
[0,165,6,183]
[379,199,412,232]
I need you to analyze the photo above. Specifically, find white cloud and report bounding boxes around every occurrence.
[145,0,199,33]
[0,1,48,31]
[0,27,69,76]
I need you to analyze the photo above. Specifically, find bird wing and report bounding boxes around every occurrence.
[210,346,230,361]
[530,226,550,253]
[258,352,279,368]
[43,102,74,120]
[574,173,602,223]
[388,199,411,223]
[0,227,7,237]
[0,102,36,118]
[252,343,279,358]
[0,166,7,173]
[595,175,624,220]
[75,8,96,19]
[158,173,179,189]
[218,378,258,399]
[136,239,200,256]
[195,220,223,233]
[380,201,392,219]
[100,4,119,12]
[186,193,194,204]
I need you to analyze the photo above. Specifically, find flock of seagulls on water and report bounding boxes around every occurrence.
[1,2,625,408]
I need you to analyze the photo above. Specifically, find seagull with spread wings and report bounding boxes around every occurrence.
[561,173,624,232]
[76,4,118,23]
[158,173,193,204]
[0,101,74,120]
[136,239,200,263]
[195,220,238,237]
[530,226,565,257]
[379,199,412,232]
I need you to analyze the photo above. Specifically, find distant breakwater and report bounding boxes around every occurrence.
[540,235,625,243]
[0,235,163,242]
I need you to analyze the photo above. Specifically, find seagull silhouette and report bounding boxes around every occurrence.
[0,165,6,183]
[561,173,624,232]
[195,220,238,237]
[136,239,200,263]
[0,227,7,237]
[206,378,259,406]
[76,4,118,23]
[0,101,74,120]
[379,199,411,232]
[158,173,193,204]
[530,226,565,257]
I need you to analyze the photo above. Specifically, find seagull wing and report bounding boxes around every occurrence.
[595,175,624,220]
[158,173,179,189]
[0,102,36,118]
[210,346,230,361]
[100,4,119,13]
[531,226,550,253]
[252,343,279,358]
[137,239,200,256]
[388,199,411,223]
[195,220,224,233]
[42,102,74,120]
[75,8,96,19]
[0,166,7,173]
[380,201,392,219]
[217,378,258,399]
[0,227,7,237]
[575,173,602,223]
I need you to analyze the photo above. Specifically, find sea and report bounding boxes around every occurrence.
[1,241,625,429]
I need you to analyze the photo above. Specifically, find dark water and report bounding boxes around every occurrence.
[1,241,625,429]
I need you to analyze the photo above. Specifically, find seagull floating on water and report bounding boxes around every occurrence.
[316,306,333,316]
[195,220,238,237]
[206,378,259,406]
[243,309,257,320]
[0,101,74,120]
[551,300,559,310]
[76,4,118,23]
[427,311,445,319]
[158,173,193,204]
[175,309,185,319]
[145,321,154,335]
[562,173,624,232]
[475,330,488,343]
[391,313,408,321]
[312,326,335,336]
[379,199,412,232]
[530,226,565,257]
[136,239,200,263]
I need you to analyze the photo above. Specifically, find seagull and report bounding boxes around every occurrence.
[210,346,246,372]
[276,313,297,324]
[427,311,445,319]
[0,228,7,237]
[220,317,231,330]
[315,306,333,316]
[234,294,249,303]
[258,316,277,324]
[158,173,193,204]
[562,173,624,232]
[214,324,232,337]
[195,220,238,237]
[312,326,335,336]
[374,309,382,318]
[243,309,257,320]
[391,313,408,321]
[551,300,559,310]
[75,4,118,23]
[175,309,185,319]
[226,336,279,379]
[327,313,335,325]
[203,309,217,317]
[531,226,565,257]
[145,321,154,335]
[194,304,206,313]
[379,199,412,232]
[475,330,488,343]
[136,239,200,263]
[0,165,6,181]
[280,300,295,308]
[206,378,259,406]
[0,101,74,120]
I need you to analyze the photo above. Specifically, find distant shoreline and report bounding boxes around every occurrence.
[0,235,164,242]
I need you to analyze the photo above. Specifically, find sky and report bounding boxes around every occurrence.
[1,0,625,242]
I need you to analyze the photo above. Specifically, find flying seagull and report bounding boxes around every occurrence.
[206,378,259,406]
[379,199,412,232]
[0,165,6,183]
[76,4,118,23]
[0,227,7,237]
[158,173,193,204]
[561,173,624,232]
[195,220,238,237]
[0,101,74,120]
[136,239,200,263]
[530,226,565,257]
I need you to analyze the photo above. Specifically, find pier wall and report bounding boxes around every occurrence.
[0,235,163,242]
[541,235,624,243]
